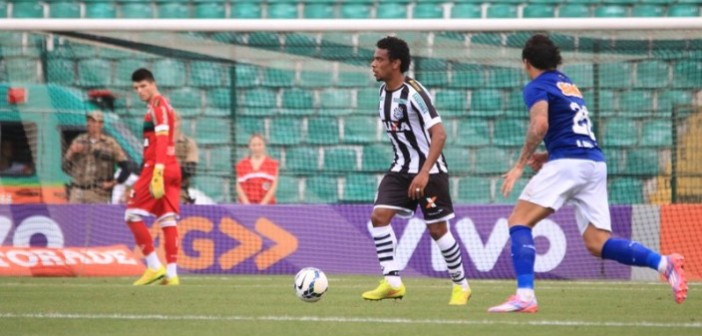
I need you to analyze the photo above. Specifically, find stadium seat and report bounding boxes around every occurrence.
[276,175,301,203]
[594,5,628,17]
[234,117,265,145]
[603,118,638,147]
[195,176,228,202]
[0,2,6,18]
[305,176,338,203]
[270,117,302,145]
[434,90,467,116]
[114,59,149,86]
[376,2,408,19]
[558,4,590,18]
[49,2,80,18]
[657,90,692,115]
[46,58,76,85]
[269,2,298,19]
[120,3,154,19]
[455,119,490,147]
[450,66,485,88]
[412,3,444,19]
[641,120,672,147]
[262,66,295,87]
[361,144,393,171]
[169,87,202,108]
[599,62,633,89]
[281,88,314,110]
[320,88,353,109]
[625,149,660,175]
[300,68,334,88]
[631,5,665,17]
[193,2,225,19]
[593,89,617,116]
[307,117,339,145]
[603,148,625,175]
[337,71,373,87]
[157,3,189,18]
[190,61,226,87]
[522,4,556,18]
[78,59,112,87]
[635,60,669,88]
[152,59,186,87]
[451,3,481,18]
[85,2,117,18]
[343,116,379,144]
[12,2,44,18]
[561,63,593,89]
[248,32,282,51]
[487,67,526,88]
[486,4,518,18]
[493,118,527,146]
[324,148,358,171]
[618,90,654,117]
[667,5,700,17]
[231,2,262,18]
[442,147,471,174]
[208,146,233,173]
[475,147,510,174]
[196,117,231,145]
[340,3,371,19]
[673,60,702,89]
[343,174,377,202]
[303,3,333,19]
[609,178,643,204]
[286,147,319,172]
[455,177,492,204]
[231,63,259,88]
[470,89,503,117]
[283,33,319,57]
[356,87,382,110]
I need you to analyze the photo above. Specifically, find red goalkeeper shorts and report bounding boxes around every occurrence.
[127,163,181,218]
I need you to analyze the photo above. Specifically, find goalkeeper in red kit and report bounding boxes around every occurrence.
[127,68,182,286]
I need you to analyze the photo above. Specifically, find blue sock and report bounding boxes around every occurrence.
[510,226,535,289]
[601,238,661,270]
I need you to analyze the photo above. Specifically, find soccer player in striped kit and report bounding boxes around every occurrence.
[361,36,472,305]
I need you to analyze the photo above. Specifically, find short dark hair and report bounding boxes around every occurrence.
[376,36,411,73]
[131,68,155,82]
[522,34,562,70]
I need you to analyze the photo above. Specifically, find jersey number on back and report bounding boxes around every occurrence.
[570,102,596,145]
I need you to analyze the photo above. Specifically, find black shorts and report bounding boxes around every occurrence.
[374,172,455,223]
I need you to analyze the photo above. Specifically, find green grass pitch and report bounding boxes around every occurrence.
[0,276,698,336]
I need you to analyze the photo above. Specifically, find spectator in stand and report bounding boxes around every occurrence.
[173,111,199,204]
[62,110,131,204]
[235,134,279,205]
[0,139,34,176]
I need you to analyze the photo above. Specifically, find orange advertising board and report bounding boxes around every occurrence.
[0,185,67,204]
[660,204,702,280]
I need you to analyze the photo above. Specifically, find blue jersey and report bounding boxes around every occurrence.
[523,70,605,162]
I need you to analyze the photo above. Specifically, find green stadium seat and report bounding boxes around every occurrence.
[340,3,371,19]
[451,3,481,18]
[673,61,702,89]
[269,2,298,19]
[231,2,262,18]
[189,61,226,87]
[195,176,228,202]
[238,88,276,108]
[357,87,381,110]
[343,116,379,144]
[234,117,265,145]
[594,5,628,17]
[417,70,449,87]
[487,67,526,88]
[603,148,625,174]
[177,108,201,118]
[303,3,333,19]
[208,146,232,173]
[248,32,282,50]
[85,2,116,18]
[304,176,338,203]
[282,33,318,57]
[593,89,617,115]
[324,148,358,171]
[157,3,189,18]
[193,2,225,19]
[233,63,259,88]
[412,3,444,19]
[168,87,202,108]
[120,3,154,19]
[12,2,44,18]
[486,4,518,18]
[475,147,510,174]
[494,118,527,146]
[668,5,700,17]
[281,88,313,110]
[114,59,149,86]
[455,177,492,204]
[46,58,76,85]
[522,4,556,18]
[78,59,112,87]
[559,4,590,18]
[450,66,485,89]
[635,60,669,88]
[196,117,231,145]
[625,149,659,175]
[276,175,300,203]
[435,90,467,116]
[343,174,377,202]
[300,69,334,88]
[442,147,471,174]
[641,120,672,147]
[657,90,692,115]
[455,119,490,147]
[307,117,339,145]
[270,117,302,145]
[631,5,665,17]
[337,71,373,87]
[152,59,186,87]
[618,90,654,117]
[603,118,638,147]
[609,178,643,204]
[561,63,593,89]
[286,147,319,172]
[598,62,633,89]
[376,2,408,19]
[320,89,353,109]
[471,89,503,117]
[362,144,393,172]
[262,66,295,87]
[49,2,80,18]
[0,2,6,18]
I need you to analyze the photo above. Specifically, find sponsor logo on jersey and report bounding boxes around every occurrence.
[412,92,429,114]
[383,120,411,132]
[392,106,405,120]
[556,82,583,98]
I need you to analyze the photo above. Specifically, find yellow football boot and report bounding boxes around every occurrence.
[448,284,472,305]
[133,266,166,286]
[160,276,180,286]
[362,279,406,300]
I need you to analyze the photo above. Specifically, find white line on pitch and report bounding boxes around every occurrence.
[0,312,699,329]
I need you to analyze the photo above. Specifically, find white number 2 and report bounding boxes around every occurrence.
[570,102,596,142]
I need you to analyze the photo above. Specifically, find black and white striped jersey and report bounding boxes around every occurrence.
[377,77,448,174]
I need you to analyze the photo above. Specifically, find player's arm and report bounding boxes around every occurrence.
[409,92,445,199]
[150,99,171,199]
[260,162,279,205]
[501,100,549,197]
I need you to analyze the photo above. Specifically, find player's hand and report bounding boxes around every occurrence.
[528,152,548,172]
[408,171,429,200]
[150,164,165,199]
[501,165,524,198]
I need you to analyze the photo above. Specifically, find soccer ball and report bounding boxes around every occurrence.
[293,267,328,303]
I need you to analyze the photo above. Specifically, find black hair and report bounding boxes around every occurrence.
[522,34,562,70]
[131,68,156,82]
[376,36,411,73]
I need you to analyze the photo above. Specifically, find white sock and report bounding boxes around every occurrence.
[371,225,400,278]
[435,232,469,290]
[657,256,668,273]
[517,288,535,301]
[145,252,162,270]
[385,275,403,288]
[166,263,178,279]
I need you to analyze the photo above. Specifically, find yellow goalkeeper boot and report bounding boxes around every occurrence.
[133,266,166,286]
[362,279,406,301]
[448,284,472,305]
[160,276,180,286]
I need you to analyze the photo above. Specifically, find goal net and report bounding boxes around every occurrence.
[0,19,699,281]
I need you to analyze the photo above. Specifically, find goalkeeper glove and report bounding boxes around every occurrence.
[150,164,165,199]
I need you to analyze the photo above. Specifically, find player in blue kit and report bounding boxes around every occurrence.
[488,34,688,313]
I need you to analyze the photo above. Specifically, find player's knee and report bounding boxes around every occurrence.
[370,210,392,227]
[124,210,143,223]
[157,214,177,228]
[426,222,448,240]
[584,239,605,257]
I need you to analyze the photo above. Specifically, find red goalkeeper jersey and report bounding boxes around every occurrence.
[142,95,177,166]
